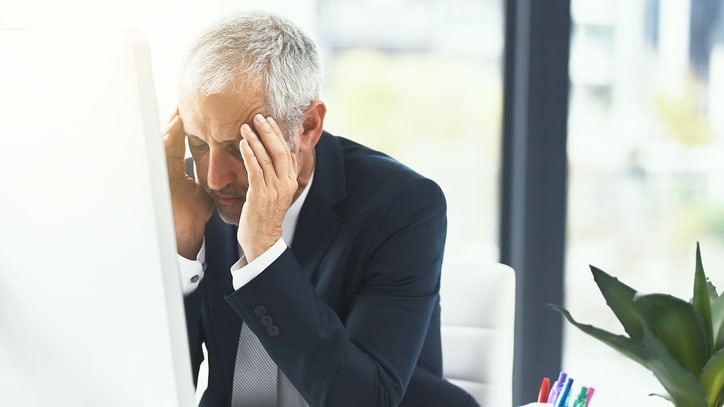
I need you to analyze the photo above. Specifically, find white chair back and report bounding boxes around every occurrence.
[440,259,516,407]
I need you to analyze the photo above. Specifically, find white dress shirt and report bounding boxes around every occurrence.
[178,173,314,407]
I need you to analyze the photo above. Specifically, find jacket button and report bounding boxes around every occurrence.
[254,305,267,317]
[267,325,280,337]
[260,315,273,327]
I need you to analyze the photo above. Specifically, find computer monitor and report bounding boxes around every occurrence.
[0,30,195,407]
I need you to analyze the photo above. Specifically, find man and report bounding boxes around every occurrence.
[164,11,479,407]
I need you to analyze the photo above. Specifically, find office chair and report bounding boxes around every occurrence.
[440,259,516,407]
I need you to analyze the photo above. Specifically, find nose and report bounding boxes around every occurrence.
[206,149,238,191]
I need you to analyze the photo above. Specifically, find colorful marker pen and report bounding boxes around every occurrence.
[537,377,550,402]
[572,386,588,407]
[554,377,574,407]
[548,371,567,404]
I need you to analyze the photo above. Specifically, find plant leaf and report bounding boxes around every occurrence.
[639,326,709,407]
[647,392,673,402]
[708,280,719,302]
[693,243,714,353]
[712,294,724,354]
[590,265,644,340]
[634,293,709,376]
[700,347,724,407]
[550,304,648,368]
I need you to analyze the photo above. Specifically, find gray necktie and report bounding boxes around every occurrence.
[231,323,278,407]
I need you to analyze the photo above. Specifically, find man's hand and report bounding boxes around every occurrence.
[163,109,214,259]
[237,114,298,262]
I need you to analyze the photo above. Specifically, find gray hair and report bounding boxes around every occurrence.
[181,11,322,138]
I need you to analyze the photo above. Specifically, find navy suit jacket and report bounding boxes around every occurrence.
[184,132,479,407]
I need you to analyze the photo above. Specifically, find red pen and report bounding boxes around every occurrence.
[537,377,551,402]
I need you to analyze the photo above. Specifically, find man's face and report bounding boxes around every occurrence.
[178,86,269,225]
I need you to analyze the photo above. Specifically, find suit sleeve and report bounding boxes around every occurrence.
[224,178,447,407]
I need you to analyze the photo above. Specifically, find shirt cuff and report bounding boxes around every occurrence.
[178,241,206,296]
[231,238,287,290]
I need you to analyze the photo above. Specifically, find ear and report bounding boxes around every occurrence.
[297,101,326,153]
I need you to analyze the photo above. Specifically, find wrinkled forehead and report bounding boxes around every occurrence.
[178,85,269,141]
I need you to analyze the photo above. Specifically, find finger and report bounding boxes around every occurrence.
[163,115,186,160]
[290,152,299,178]
[241,121,277,184]
[266,116,295,177]
[252,114,292,177]
[266,116,287,146]
[163,113,182,139]
[166,106,180,122]
[239,138,264,190]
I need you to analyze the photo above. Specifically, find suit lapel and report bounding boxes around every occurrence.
[292,132,346,279]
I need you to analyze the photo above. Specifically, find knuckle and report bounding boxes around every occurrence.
[273,150,287,160]
[258,156,273,166]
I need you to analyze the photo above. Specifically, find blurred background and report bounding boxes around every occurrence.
[4,0,724,405]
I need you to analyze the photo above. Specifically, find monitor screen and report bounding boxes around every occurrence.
[0,30,194,407]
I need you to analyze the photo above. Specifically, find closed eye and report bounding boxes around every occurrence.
[187,135,209,152]
[225,142,241,158]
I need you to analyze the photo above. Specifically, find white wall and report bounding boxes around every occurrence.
[0,0,316,119]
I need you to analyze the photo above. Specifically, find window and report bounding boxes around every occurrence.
[317,0,504,261]
[565,1,724,404]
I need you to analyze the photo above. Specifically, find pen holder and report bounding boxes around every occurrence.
[519,403,550,406]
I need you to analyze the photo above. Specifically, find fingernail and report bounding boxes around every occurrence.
[254,114,265,123]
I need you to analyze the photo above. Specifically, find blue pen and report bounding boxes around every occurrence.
[555,377,574,407]
[548,371,567,403]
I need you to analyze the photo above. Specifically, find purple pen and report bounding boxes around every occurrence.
[548,371,567,403]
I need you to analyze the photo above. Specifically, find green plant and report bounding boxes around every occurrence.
[552,244,724,407]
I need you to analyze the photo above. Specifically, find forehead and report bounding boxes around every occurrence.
[178,84,267,140]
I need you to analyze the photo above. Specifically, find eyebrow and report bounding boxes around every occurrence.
[186,133,241,147]
[186,134,204,144]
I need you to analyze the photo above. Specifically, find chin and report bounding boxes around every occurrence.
[216,206,241,225]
